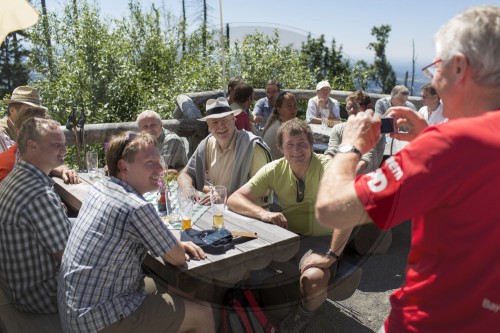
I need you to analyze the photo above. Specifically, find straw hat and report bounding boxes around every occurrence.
[3,86,47,110]
[316,80,331,91]
[199,97,241,121]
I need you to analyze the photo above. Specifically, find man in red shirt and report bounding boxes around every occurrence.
[316,5,500,333]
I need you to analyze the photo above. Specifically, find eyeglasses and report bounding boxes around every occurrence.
[296,179,305,202]
[422,59,442,79]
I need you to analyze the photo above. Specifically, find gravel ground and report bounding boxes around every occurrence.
[303,221,412,333]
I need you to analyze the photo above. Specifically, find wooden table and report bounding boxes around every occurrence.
[309,122,340,153]
[53,173,300,291]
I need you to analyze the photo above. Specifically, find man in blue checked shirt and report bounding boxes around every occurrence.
[0,118,71,313]
[58,131,214,333]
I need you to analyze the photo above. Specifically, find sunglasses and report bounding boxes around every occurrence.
[296,179,305,202]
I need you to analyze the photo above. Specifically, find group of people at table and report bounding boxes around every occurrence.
[0,5,499,333]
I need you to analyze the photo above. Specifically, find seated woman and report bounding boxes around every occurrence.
[262,91,297,160]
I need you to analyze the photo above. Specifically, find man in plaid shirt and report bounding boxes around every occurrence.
[0,118,71,313]
[58,132,214,333]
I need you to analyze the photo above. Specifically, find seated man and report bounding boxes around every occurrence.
[252,79,281,130]
[1,86,45,151]
[0,86,79,183]
[58,132,214,333]
[136,110,188,171]
[306,80,340,124]
[0,107,79,183]
[177,97,271,203]
[0,118,71,313]
[419,83,447,125]
[375,84,417,159]
[325,90,385,174]
[227,119,353,332]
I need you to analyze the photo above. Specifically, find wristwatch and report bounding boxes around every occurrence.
[338,143,362,158]
[325,248,340,260]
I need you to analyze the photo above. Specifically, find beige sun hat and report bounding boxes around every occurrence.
[3,86,47,110]
[316,80,331,91]
[198,97,241,121]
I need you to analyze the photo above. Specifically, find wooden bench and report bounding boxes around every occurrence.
[0,288,62,333]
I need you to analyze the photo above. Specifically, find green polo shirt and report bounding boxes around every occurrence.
[247,153,331,236]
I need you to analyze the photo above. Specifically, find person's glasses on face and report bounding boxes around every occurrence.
[422,59,443,79]
[296,179,305,202]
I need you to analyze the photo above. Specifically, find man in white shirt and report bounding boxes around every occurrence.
[306,80,340,124]
[418,83,447,125]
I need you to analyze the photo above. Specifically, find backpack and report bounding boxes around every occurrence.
[221,287,278,333]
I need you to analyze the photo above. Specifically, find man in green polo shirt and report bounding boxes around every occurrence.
[227,118,354,332]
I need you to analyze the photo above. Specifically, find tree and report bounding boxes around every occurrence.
[366,25,396,93]
[300,34,354,91]
[0,32,30,98]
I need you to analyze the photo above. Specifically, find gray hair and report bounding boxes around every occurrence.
[136,110,161,124]
[390,85,409,97]
[434,5,500,86]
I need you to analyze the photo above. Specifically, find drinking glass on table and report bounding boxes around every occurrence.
[178,186,195,230]
[86,151,99,180]
[321,109,329,130]
[210,185,227,229]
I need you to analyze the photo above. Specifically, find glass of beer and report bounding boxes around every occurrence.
[210,185,227,229]
[178,186,195,231]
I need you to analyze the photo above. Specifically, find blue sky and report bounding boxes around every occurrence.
[49,0,500,67]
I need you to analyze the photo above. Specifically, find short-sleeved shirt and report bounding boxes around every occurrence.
[354,111,500,333]
[252,97,273,125]
[306,96,340,123]
[0,161,70,313]
[58,177,179,333]
[206,131,269,189]
[158,128,188,169]
[247,153,331,236]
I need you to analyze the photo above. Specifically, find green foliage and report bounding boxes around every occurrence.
[229,31,315,90]
[9,0,395,129]
[300,34,355,91]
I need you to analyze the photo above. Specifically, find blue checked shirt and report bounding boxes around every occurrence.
[58,177,179,333]
[0,161,70,313]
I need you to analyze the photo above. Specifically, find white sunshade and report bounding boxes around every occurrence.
[0,0,40,44]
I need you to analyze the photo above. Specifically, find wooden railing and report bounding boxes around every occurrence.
[61,89,422,153]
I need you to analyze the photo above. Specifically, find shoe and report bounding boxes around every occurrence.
[279,304,314,333]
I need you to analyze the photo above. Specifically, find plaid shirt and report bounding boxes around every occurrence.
[58,177,178,333]
[159,128,188,169]
[0,161,70,313]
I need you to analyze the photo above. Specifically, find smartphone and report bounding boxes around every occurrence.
[381,118,396,133]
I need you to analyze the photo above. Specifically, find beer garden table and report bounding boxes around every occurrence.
[52,172,300,293]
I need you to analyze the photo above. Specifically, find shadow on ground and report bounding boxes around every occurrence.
[302,221,412,333]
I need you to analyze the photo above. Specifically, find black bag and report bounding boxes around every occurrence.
[222,287,278,333]
[180,228,234,254]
